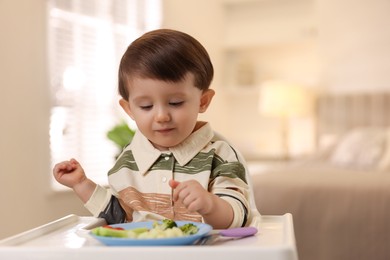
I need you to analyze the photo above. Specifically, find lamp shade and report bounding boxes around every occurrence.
[259,81,315,118]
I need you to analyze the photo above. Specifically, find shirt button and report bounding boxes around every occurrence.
[162,176,167,182]
[164,156,169,160]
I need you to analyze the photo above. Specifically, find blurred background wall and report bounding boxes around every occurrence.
[1,0,389,239]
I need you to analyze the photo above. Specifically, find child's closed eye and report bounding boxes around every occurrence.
[169,101,184,107]
[140,104,153,110]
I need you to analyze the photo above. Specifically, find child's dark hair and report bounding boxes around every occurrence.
[118,29,214,99]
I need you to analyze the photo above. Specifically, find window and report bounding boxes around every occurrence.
[47,0,161,190]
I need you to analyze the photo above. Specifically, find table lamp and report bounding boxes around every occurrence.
[259,81,315,159]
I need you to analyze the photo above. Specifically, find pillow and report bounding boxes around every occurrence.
[329,127,388,170]
[377,128,390,171]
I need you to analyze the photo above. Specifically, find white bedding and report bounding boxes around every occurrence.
[249,126,390,260]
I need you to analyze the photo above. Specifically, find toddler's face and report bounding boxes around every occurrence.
[120,73,213,151]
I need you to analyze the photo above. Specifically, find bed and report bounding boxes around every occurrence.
[249,92,390,260]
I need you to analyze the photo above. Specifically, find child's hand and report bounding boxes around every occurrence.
[53,158,86,189]
[169,179,213,215]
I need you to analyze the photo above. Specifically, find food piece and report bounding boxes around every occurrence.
[179,223,199,235]
[91,219,199,239]
[153,219,178,230]
[165,227,185,237]
[91,226,129,238]
[131,227,149,234]
[103,225,124,230]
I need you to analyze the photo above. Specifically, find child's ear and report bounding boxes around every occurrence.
[119,99,135,120]
[199,89,215,113]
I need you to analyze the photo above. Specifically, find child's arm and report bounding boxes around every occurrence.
[169,179,234,229]
[53,158,97,203]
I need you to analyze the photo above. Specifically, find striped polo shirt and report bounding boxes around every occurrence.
[85,122,259,228]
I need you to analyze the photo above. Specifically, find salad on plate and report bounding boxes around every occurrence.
[89,219,212,246]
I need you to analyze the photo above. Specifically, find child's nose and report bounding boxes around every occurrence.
[155,107,171,122]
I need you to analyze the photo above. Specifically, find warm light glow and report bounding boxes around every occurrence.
[259,81,315,118]
[63,66,85,91]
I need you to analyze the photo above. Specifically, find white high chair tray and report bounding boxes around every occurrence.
[0,213,298,260]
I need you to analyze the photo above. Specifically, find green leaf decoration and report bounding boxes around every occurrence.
[106,121,135,150]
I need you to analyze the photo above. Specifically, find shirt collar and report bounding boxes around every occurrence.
[129,122,214,175]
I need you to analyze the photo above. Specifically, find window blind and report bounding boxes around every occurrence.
[48,0,161,190]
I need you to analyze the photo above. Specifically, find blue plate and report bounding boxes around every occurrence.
[90,221,212,246]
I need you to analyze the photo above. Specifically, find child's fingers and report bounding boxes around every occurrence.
[169,180,183,201]
[182,194,197,207]
[54,161,75,174]
[54,162,66,173]
[169,179,180,189]
[70,158,79,165]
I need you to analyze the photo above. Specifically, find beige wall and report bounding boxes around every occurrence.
[0,0,89,239]
[317,0,390,92]
[162,0,229,133]
[1,0,389,239]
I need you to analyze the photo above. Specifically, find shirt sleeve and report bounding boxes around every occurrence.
[220,195,248,228]
[84,185,126,224]
[84,185,113,216]
[211,162,251,227]
[209,142,252,227]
